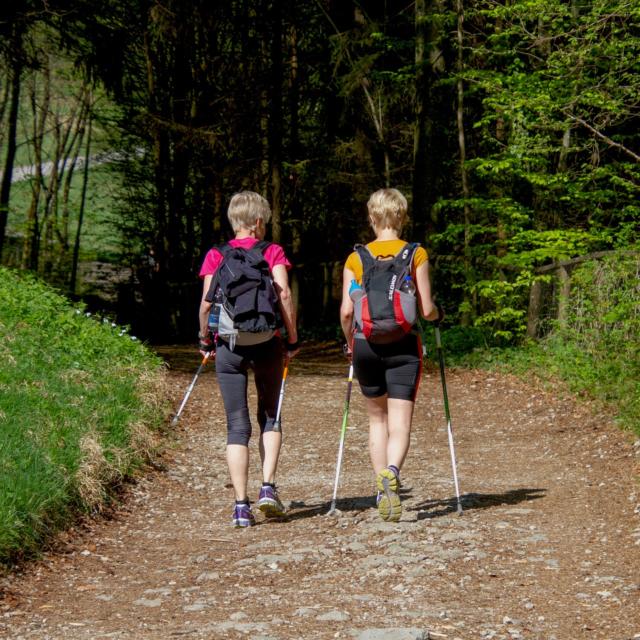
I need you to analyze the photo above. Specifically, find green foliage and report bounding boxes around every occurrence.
[457,253,640,435]
[0,267,165,563]
[2,0,639,344]
[421,324,492,361]
[433,0,640,343]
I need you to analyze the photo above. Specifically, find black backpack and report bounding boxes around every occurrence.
[351,242,419,344]
[205,241,280,348]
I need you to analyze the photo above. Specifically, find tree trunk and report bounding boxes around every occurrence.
[556,265,571,329]
[412,0,440,241]
[322,262,331,318]
[0,60,22,261]
[54,87,89,277]
[287,8,301,317]
[22,65,51,270]
[70,108,92,295]
[268,2,283,243]
[42,66,85,276]
[0,75,11,151]
[456,0,473,326]
[260,33,270,197]
[526,279,542,338]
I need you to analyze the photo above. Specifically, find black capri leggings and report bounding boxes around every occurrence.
[352,333,422,401]
[215,337,284,446]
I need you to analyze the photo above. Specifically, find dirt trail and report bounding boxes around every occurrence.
[1,344,639,640]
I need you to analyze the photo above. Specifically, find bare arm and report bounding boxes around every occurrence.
[340,266,356,347]
[272,264,299,353]
[415,261,439,321]
[198,274,213,337]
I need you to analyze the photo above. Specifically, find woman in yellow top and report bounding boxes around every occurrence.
[340,188,441,522]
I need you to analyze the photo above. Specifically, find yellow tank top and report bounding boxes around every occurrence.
[344,239,428,284]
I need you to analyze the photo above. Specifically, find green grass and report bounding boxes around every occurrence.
[0,267,166,564]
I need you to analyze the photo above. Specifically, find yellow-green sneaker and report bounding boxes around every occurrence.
[376,467,401,522]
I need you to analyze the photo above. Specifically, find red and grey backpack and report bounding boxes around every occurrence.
[351,242,419,344]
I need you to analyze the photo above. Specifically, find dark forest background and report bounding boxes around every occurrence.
[1,0,638,344]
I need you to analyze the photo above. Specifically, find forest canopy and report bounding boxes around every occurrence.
[1,0,638,342]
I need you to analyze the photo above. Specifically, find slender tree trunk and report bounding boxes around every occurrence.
[0,77,11,151]
[412,0,440,240]
[70,108,92,295]
[55,87,89,276]
[60,136,82,251]
[456,0,473,325]
[144,28,170,278]
[556,264,571,329]
[0,60,22,261]
[22,66,51,270]
[42,69,85,275]
[268,1,283,244]
[557,0,579,176]
[260,33,270,197]
[287,11,301,315]
[526,279,542,338]
[288,18,299,163]
[322,262,331,317]
[59,110,86,260]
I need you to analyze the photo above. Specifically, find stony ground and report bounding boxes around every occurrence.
[1,343,639,640]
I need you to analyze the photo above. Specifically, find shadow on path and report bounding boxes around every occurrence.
[410,487,547,520]
[269,488,416,522]
[281,494,378,521]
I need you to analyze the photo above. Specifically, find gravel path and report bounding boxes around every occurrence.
[1,344,639,639]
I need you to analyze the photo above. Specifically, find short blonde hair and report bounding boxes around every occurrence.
[367,188,408,232]
[227,191,271,232]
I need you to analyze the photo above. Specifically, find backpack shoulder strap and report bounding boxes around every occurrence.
[354,243,376,271]
[253,240,272,255]
[206,243,232,301]
[393,242,420,269]
[216,242,233,258]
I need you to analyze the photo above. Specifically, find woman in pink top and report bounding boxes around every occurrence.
[198,191,299,528]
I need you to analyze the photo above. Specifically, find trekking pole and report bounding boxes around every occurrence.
[327,362,354,515]
[272,356,290,433]
[433,324,464,515]
[171,351,213,426]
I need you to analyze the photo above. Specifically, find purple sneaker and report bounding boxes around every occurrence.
[256,485,286,518]
[232,503,255,528]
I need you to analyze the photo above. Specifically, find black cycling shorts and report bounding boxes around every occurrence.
[352,333,422,401]
[215,337,284,446]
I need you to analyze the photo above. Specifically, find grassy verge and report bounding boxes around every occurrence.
[0,267,167,564]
